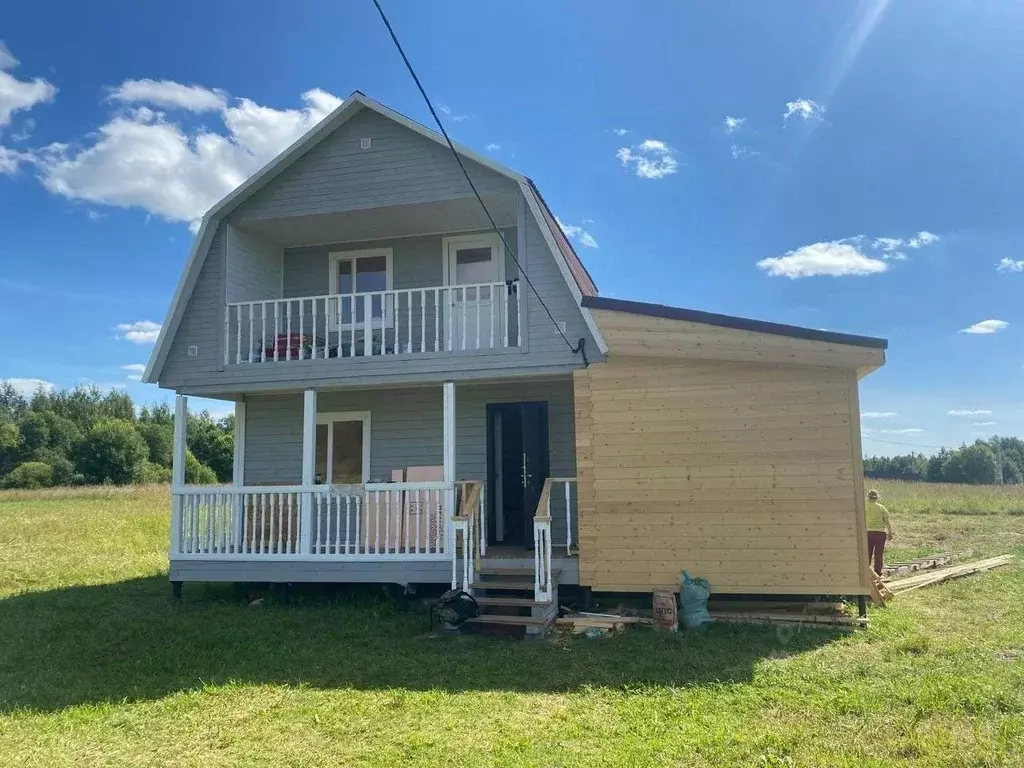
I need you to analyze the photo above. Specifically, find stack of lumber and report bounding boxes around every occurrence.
[709,600,864,629]
[555,612,652,635]
[881,553,953,579]
[886,555,1014,594]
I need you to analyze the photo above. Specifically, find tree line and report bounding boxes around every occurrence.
[864,437,1024,485]
[0,382,233,489]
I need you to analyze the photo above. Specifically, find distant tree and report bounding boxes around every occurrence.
[3,461,55,489]
[187,412,234,482]
[942,442,999,485]
[0,381,28,421]
[139,402,174,428]
[136,422,174,467]
[926,449,950,483]
[185,449,218,485]
[139,460,173,484]
[77,419,148,485]
[0,418,20,475]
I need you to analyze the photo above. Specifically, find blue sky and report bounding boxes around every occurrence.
[1,0,1022,453]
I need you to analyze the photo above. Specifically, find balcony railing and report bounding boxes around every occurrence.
[225,281,521,365]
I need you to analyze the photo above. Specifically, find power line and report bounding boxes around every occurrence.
[862,435,948,450]
[370,0,586,361]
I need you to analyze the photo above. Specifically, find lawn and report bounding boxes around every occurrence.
[0,483,1022,767]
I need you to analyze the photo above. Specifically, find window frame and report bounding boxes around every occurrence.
[441,233,505,287]
[315,410,371,485]
[327,248,394,331]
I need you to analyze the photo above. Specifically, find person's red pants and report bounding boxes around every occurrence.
[867,531,887,575]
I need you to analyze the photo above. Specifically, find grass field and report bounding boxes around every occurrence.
[1,482,1023,767]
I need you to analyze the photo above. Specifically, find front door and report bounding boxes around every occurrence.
[444,233,503,350]
[487,401,550,547]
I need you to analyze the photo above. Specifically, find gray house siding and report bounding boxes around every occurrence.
[231,107,517,222]
[225,225,282,304]
[242,377,577,545]
[162,224,225,382]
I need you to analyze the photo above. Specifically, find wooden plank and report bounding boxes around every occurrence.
[596,462,854,480]
[592,475,854,491]
[847,371,870,590]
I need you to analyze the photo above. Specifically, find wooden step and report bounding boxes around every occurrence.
[476,565,562,576]
[475,596,545,608]
[470,580,534,591]
[464,614,551,627]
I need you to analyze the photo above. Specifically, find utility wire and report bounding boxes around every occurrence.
[370,0,585,360]
[862,435,949,451]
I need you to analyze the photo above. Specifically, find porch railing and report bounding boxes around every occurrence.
[532,477,577,603]
[225,280,522,365]
[171,482,450,559]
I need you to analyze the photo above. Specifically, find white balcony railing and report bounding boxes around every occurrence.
[171,482,451,559]
[224,281,522,365]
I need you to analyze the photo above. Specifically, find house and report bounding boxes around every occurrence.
[145,92,887,623]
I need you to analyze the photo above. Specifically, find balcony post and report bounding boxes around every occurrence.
[299,389,317,553]
[232,399,246,551]
[170,394,188,554]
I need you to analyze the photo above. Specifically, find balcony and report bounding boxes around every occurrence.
[224,280,522,365]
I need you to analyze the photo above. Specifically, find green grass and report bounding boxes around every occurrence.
[1,484,1023,767]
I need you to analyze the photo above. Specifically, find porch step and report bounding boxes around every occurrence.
[474,596,546,608]
[476,565,562,577]
[470,579,535,591]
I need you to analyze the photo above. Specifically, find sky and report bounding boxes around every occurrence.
[0,0,1022,453]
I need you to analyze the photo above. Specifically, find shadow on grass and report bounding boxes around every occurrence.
[0,577,845,713]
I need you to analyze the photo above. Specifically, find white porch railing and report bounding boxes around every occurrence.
[172,482,451,559]
[532,477,577,603]
[225,281,522,365]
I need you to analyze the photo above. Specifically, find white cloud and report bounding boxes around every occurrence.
[121,363,147,381]
[30,85,341,227]
[612,128,629,136]
[436,103,468,122]
[949,409,993,417]
[485,143,500,152]
[862,412,898,418]
[115,320,162,344]
[723,116,745,134]
[2,378,56,397]
[555,216,599,249]
[879,428,924,434]
[0,41,58,128]
[783,98,825,122]
[616,139,678,179]
[0,144,21,175]
[108,79,227,112]
[86,209,106,221]
[908,230,939,248]
[870,231,939,260]
[757,240,888,278]
[997,257,1024,273]
[959,319,1009,335]
[729,144,759,160]
[973,421,997,427]
[11,117,33,142]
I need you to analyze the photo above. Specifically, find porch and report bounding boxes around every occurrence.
[168,378,580,601]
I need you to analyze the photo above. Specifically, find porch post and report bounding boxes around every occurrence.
[232,399,246,550]
[170,394,188,554]
[443,381,456,537]
[299,389,317,553]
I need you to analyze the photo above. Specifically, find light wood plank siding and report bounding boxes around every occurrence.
[226,225,283,304]
[231,108,517,222]
[593,309,884,370]
[573,356,869,595]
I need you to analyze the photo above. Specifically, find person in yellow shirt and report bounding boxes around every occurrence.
[865,489,894,575]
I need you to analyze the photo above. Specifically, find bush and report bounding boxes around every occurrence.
[943,442,999,485]
[185,450,218,485]
[4,461,54,489]
[77,419,149,485]
[137,422,174,467]
[138,460,173,484]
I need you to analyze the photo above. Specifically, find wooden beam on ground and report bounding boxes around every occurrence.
[886,555,1014,594]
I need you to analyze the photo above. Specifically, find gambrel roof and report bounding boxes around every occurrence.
[143,91,602,383]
